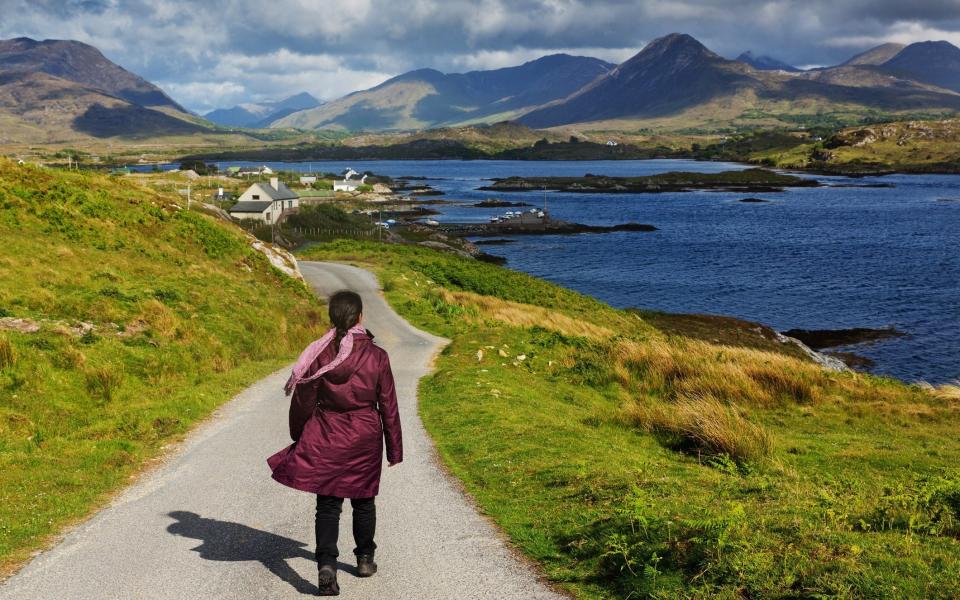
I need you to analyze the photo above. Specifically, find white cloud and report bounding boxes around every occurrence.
[825,21,960,48]
[449,46,637,71]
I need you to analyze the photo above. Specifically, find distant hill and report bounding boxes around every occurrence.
[204,92,321,128]
[881,41,960,92]
[271,54,613,131]
[841,43,905,66]
[519,33,960,129]
[0,37,184,110]
[520,34,761,127]
[0,37,214,142]
[736,51,800,72]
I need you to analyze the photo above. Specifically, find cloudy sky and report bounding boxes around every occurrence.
[2,0,959,114]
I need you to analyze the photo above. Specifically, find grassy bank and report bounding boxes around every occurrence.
[301,240,960,599]
[0,160,326,574]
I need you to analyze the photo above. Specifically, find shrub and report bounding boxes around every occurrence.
[858,476,960,537]
[85,365,123,404]
[381,274,397,292]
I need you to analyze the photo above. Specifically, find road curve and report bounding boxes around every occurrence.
[1,261,564,600]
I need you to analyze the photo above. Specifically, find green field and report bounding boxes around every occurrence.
[301,240,960,599]
[0,160,326,575]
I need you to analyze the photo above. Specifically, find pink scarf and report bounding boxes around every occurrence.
[284,323,367,395]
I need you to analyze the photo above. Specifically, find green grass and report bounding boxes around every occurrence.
[300,240,960,599]
[0,160,326,575]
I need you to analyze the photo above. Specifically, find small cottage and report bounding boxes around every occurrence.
[228,177,299,224]
[235,165,275,177]
[333,172,367,192]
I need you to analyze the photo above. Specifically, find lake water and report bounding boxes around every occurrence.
[196,159,959,384]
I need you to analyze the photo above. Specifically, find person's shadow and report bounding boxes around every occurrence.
[166,511,356,595]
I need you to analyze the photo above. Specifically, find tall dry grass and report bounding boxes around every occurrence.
[626,394,774,462]
[437,288,613,339]
[0,336,14,370]
[84,364,123,404]
[611,336,935,411]
[919,381,960,402]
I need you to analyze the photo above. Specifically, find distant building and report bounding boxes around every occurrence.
[333,169,367,192]
[235,165,275,177]
[300,175,317,185]
[211,187,234,203]
[228,177,299,224]
[605,140,619,146]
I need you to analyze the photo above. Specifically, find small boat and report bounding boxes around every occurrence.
[536,211,545,218]
[424,219,440,226]
[489,216,500,223]
[386,219,397,224]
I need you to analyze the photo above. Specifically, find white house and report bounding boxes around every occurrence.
[299,175,317,185]
[333,172,368,192]
[236,165,275,177]
[228,177,299,224]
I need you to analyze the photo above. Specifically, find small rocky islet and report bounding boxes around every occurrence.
[479,168,819,194]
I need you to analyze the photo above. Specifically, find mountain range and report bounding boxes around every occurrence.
[270,54,614,131]
[518,34,960,129]
[269,34,960,132]
[2,32,960,144]
[204,92,322,128]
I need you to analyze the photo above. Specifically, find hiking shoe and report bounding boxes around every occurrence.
[356,554,378,578]
[317,564,340,596]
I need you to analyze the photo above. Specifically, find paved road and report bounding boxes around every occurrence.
[1,262,564,599]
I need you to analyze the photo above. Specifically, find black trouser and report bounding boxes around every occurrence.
[315,495,377,567]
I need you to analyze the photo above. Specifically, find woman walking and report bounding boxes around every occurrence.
[267,290,402,596]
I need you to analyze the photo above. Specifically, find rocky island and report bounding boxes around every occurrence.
[479,168,819,193]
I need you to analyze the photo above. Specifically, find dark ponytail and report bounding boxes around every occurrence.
[328,290,363,351]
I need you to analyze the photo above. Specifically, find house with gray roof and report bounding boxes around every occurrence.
[229,177,299,224]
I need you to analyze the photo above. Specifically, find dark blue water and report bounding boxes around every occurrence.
[167,159,960,383]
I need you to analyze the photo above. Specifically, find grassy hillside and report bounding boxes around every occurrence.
[0,160,326,574]
[752,119,960,173]
[301,241,960,599]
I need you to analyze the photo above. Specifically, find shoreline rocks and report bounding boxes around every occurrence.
[780,327,905,350]
[470,199,533,208]
[437,220,658,237]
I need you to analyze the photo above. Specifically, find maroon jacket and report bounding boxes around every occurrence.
[267,331,402,498]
